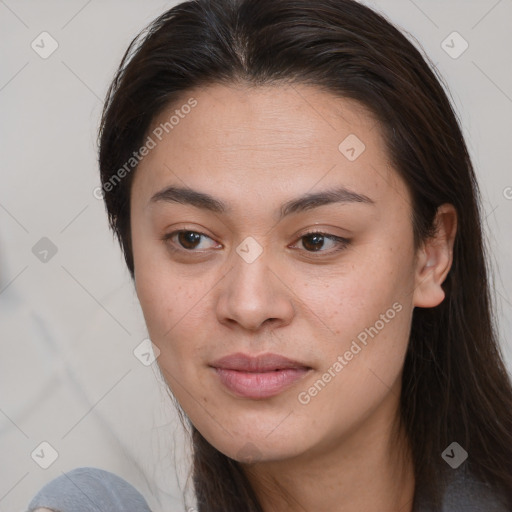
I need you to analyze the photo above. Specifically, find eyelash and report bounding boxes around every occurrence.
[161,229,350,256]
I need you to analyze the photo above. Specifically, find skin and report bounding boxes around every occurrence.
[130,83,457,512]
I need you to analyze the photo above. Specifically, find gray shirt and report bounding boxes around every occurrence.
[26,466,511,511]
[26,468,152,512]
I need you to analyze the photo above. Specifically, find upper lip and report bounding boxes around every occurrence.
[210,352,310,372]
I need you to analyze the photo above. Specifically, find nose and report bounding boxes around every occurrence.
[215,248,295,332]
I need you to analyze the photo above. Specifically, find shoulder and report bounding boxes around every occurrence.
[416,467,512,512]
[441,468,512,511]
[26,467,152,512]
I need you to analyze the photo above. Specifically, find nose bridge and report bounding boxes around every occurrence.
[229,241,275,306]
[217,239,294,330]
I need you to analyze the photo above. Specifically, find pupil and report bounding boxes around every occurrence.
[304,234,323,251]
[180,231,200,249]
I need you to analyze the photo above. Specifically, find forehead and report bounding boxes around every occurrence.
[132,82,404,209]
[147,82,381,155]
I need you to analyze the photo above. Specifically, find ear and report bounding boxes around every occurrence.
[413,204,457,308]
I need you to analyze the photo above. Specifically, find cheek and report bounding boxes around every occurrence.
[135,267,206,403]
[136,269,197,341]
[132,250,217,386]
[293,251,410,337]
[132,238,184,342]
[292,278,412,435]
[292,245,414,387]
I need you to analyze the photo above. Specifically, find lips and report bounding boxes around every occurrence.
[210,352,311,399]
[211,352,309,372]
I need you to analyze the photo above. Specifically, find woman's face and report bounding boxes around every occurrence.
[130,83,426,463]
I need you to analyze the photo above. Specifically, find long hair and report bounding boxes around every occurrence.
[98,0,512,509]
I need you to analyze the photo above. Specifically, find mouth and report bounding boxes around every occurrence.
[209,352,312,399]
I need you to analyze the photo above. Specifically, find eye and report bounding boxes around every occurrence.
[161,229,350,256]
[292,231,350,254]
[162,230,220,252]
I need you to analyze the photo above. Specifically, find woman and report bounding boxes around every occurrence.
[27,0,512,510]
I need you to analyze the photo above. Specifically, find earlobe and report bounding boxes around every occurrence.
[413,204,457,308]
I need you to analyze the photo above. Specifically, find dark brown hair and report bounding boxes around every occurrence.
[98,0,512,509]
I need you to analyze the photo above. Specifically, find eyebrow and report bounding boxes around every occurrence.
[149,185,375,220]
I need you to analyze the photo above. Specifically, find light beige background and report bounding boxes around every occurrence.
[1,1,511,511]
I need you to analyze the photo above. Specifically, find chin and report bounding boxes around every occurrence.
[207,427,309,464]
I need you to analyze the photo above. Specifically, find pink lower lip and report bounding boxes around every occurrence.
[213,367,310,399]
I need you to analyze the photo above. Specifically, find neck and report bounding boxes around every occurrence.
[243,384,415,512]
